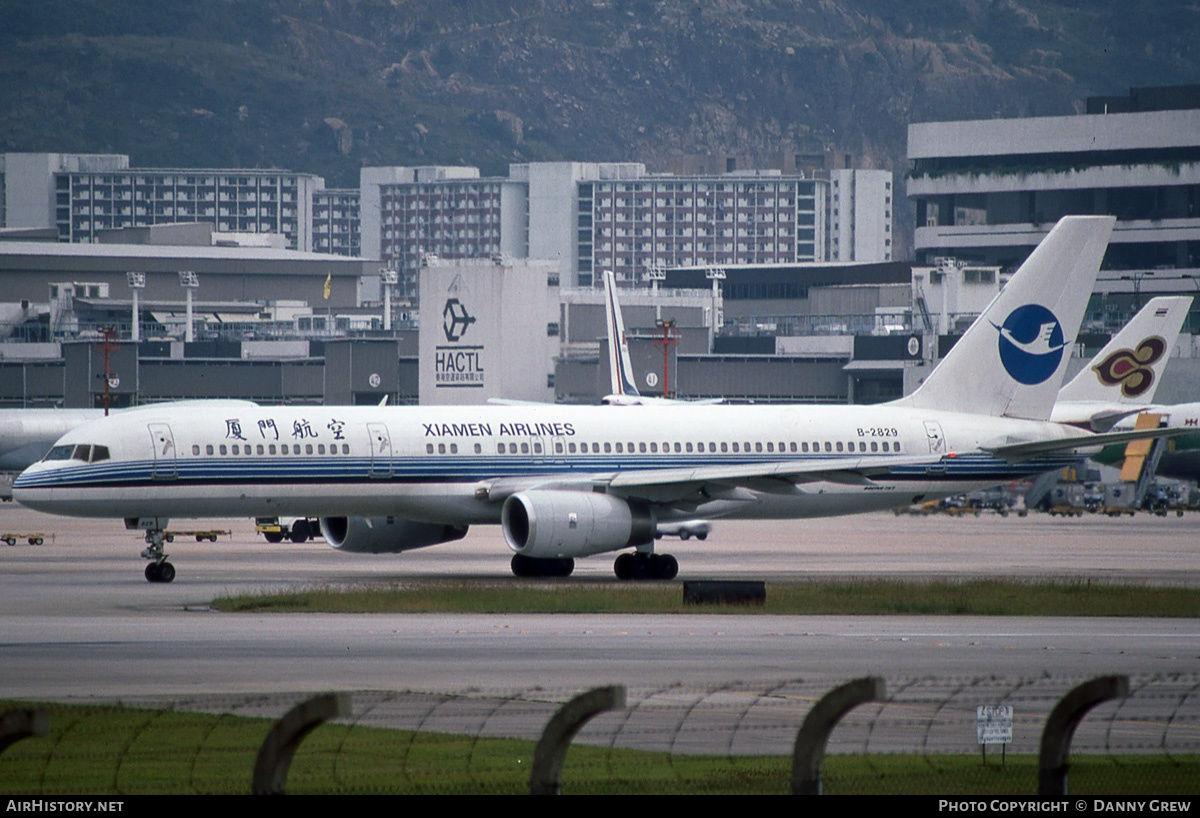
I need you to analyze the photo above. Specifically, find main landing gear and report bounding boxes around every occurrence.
[139,526,176,584]
[614,551,678,581]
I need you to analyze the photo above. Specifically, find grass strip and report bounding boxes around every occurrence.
[212,579,1200,617]
[1,701,1197,795]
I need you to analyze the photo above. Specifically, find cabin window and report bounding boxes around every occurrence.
[231,444,240,455]
[720,442,728,453]
[591,442,599,454]
[203,444,212,456]
[766,442,773,453]
[305,444,313,455]
[555,442,563,454]
[881,441,889,452]
[269,444,278,455]
[731,442,739,453]
[219,445,227,455]
[801,442,809,453]
[475,443,482,454]
[533,443,541,454]
[709,442,716,452]
[894,441,901,452]
[438,443,446,454]
[498,443,506,454]
[427,444,435,454]
[744,442,751,452]
[568,442,577,453]
[521,443,530,454]
[757,442,764,453]
[628,441,635,452]
[836,442,843,452]
[317,444,325,455]
[639,442,647,453]
[451,443,459,454]
[615,442,623,453]
[650,442,658,453]
[859,442,867,452]
[789,442,797,453]
[685,442,693,453]
[674,442,681,453]
[604,442,612,453]
[191,445,200,456]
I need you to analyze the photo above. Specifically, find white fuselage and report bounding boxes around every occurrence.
[14,401,1085,525]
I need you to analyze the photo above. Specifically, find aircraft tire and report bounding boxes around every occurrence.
[614,552,633,580]
[652,554,679,580]
[145,563,160,582]
[157,562,176,583]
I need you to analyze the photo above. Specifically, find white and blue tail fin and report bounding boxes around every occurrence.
[1057,295,1191,405]
[895,215,1116,420]
[603,269,642,400]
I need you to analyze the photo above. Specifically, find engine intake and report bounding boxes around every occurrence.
[319,516,468,554]
[501,491,655,559]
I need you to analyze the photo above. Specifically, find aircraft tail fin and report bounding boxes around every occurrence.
[1057,295,1191,405]
[896,215,1116,420]
[603,270,641,399]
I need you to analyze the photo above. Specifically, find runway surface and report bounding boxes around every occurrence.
[2,504,1198,696]
[3,504,1199,756]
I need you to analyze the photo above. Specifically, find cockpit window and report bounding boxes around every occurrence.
[44,445,75,461]
[72,445,92,462]
[91,445,110,462]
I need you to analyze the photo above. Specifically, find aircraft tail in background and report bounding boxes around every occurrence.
[1056,295,1191,410]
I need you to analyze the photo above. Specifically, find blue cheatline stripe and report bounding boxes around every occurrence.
[14,452,1086,490]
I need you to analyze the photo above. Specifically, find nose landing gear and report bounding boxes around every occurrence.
[138,526,176,583]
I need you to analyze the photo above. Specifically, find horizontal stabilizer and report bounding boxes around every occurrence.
[983,424,1185,462]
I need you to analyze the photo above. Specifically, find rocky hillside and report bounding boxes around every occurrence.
[1,0,1196,255]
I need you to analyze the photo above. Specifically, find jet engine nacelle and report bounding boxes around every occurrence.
[501,490,655,559]
[319,516,469,554]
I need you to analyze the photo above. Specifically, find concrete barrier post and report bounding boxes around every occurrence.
[1039,675,1129,796]
[530,686,626,795]
[0,709,49,757]
[792,677,886,795]
[252,693,352,795]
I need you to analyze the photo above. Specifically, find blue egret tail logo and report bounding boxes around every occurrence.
[991,304,1068,385]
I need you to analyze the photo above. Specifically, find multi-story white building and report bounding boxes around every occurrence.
[2,153,325,252]
[907,87,1200,282]
[358,161,876,291]
[827,169,893,262]
[311,188,361,257]
[579,170,827,287]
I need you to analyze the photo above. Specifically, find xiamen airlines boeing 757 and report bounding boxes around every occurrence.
[16,216,1175,584]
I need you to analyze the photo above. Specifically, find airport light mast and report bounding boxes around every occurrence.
[178,271,199,343]
[126,272,144,343]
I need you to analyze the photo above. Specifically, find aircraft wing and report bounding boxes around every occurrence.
[983,425,1185,461]
[479,454,942,504]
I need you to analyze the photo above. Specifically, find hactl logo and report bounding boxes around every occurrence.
[442,298,476,342]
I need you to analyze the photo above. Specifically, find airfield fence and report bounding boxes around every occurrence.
[3,673,1199,795]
